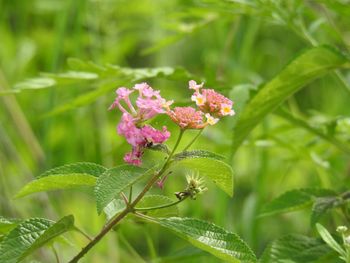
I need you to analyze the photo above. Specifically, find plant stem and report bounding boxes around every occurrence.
[182,129,203,152]
[68,129,184,263]
[135,196,188,212]
[74,226,93,242]
[52,245,60,263]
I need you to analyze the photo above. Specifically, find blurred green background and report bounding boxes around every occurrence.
[1,0,350,262]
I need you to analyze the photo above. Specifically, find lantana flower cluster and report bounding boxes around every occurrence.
[110,80,234,166]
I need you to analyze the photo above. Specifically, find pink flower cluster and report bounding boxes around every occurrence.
[110,83,172,166]
[167,80,235,129]
[111,81,235,166]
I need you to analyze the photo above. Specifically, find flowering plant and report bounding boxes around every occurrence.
[10,81,257,263]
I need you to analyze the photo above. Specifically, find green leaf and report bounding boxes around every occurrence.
[316,223,346,257]
[15,174,97,198]
[103,199,126,221]
[311,197,340,225]
[172,157,234,197]
[38,162,107,178]
[144,217,257,263]
[0,216,74,263]
[173,150,226,161]
[260,188,336,217]
[0,217,22,235]
[147,144,171,155]
[232,46,350,154]
[260,234,332,263]
[95,165,150,214]
[136,195,179,218]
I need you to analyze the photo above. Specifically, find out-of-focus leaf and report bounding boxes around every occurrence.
[259,234,332,263]
[260,188,336,217]
[232,46,350,154]
[14,78,56,90]
[0,216,74,263]
[95,165,150,214]
[15,174,97,198]
[44,64,194,116]
[172,157,234,197]
[143,217,257,263]
[276,109,350,155]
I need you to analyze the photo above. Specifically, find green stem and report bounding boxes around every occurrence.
[74,226,92,242]
[51,245,60,263]
[68,128,185,263]
[182,129,203,152]
[135,196,188,212]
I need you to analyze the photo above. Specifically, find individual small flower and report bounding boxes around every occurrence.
[167,106,206,129]
[205,113,219,126]
[191,93,206,106]
[188,80,203,91]
[220,103,235,116]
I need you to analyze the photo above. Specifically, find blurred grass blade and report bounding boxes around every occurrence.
[0,216,74,263]
[142,216,257,263]
[231,46,350,154]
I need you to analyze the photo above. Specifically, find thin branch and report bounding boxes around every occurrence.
[182,129,203,152]
[74,227,93,242]
[134,196,188,212]
[68,128,185,263]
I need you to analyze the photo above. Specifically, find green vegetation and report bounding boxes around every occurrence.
[1,0,350,262]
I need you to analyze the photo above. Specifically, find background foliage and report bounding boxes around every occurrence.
[1,0,350,262]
